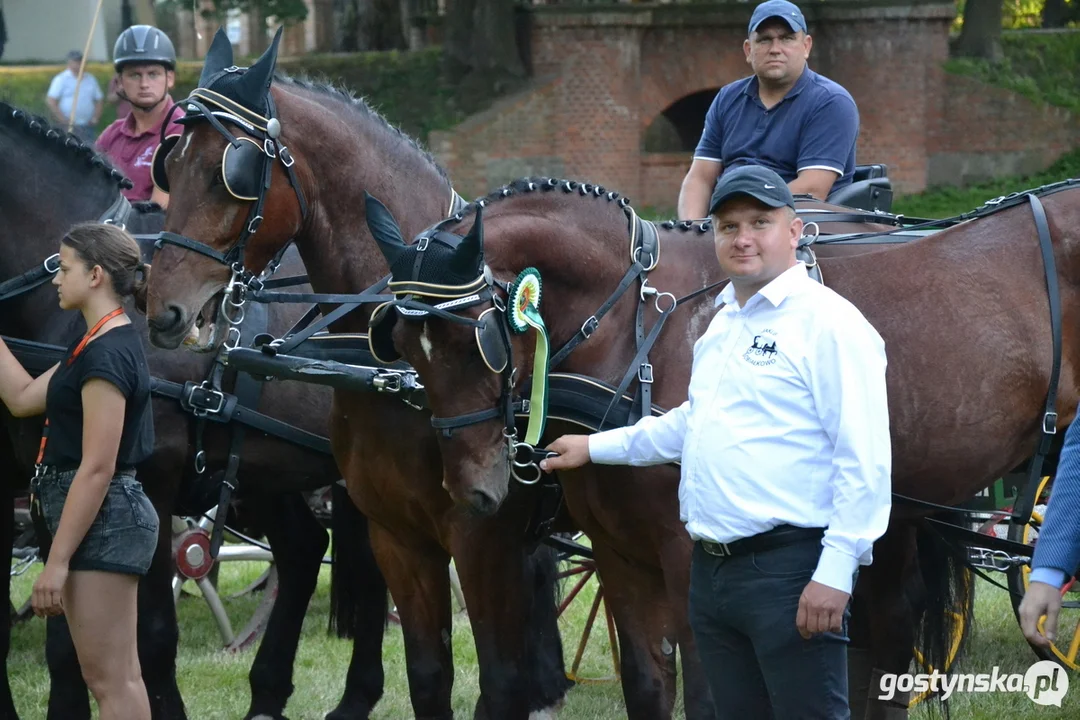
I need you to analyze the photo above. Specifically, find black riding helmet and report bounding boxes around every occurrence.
[113,25,176,72]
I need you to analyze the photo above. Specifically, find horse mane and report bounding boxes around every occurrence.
[0,100,133,190]
[273,73,449,183]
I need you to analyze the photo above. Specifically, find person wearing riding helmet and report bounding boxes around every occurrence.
[97,25,185,207]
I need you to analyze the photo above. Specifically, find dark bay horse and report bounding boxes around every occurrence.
[359,176,1080,717]
[0,102,388,720]
[137,30,570,719]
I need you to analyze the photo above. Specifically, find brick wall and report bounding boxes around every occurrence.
[928,73,1080,186]
[431,1,1078,208]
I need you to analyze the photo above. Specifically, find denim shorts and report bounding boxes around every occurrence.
[31,468,158,576]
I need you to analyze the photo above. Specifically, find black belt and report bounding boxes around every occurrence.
[699,524,825,558]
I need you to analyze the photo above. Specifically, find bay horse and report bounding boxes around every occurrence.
[139,28,571,720]
[358,175,1080,717]
[0,102,389,720]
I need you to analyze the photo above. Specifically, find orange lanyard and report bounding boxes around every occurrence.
[34,307,126,468]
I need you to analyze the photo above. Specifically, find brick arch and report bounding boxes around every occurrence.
[643,88,721,153]
[639,25,752,134]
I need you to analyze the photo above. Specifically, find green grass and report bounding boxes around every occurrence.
[10,545,1080,719]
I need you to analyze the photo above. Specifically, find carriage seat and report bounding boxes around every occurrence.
[827,164,893,213]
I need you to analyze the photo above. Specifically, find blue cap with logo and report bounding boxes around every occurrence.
[749,0,808,34]
[709,165,795,215]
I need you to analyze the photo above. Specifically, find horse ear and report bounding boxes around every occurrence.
[364,192,409,269]
[197,28,235,87]
[236,26,282,102]
[450,206,484,278]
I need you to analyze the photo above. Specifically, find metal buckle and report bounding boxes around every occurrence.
[638,363,653,384]
[279,146,295,168]
[43,253,60,273]
[704,541,730,557]
[416,236,430,252]
[1044,411,1058,435]
[263,138,277,158]
[580,315,598,338]
[247,215,263,235]
[189,383,225,417]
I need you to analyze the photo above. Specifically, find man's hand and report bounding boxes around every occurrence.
[539,435,591,473]
[796,580,849,639]
[1019,581,1062,648]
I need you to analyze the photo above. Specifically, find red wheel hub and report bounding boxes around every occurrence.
[174,528,214,579]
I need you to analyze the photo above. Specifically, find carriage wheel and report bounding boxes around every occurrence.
[171,509,281,652]
[907,566,974,707]
[1006,475,1080,671]
[561,557,622,686]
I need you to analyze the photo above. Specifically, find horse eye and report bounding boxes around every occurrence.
[211,168,224,188]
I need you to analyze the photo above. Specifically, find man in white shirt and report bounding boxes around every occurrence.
[45,50,104,143]
[540,165,892,718]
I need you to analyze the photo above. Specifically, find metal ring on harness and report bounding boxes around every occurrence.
[223,326,242,351]
[194,450,207,475]
[654,292,677,314]
[43,253,60,274]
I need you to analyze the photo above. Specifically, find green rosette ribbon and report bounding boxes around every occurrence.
[507,267,549,445]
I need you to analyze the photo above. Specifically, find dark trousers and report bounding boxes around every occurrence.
[688,536,852,720]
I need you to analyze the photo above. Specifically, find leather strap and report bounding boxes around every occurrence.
[1010,193,1062,528]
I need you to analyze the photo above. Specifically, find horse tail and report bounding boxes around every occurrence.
[913,513,976,714]
[524,541,574,712]
[328,481,387,638]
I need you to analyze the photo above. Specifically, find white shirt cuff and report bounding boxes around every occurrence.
[1029,567,1068,589]
[811,546,860,595]
[588,431,627,465]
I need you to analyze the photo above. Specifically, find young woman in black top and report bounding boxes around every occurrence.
[0,222,156,720]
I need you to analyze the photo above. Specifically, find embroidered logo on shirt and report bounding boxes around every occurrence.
[743,331,778,366]
[134,146,155,168]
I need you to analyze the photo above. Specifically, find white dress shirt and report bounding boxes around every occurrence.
[588,262,892,594]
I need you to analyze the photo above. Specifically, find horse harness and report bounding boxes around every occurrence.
[151,85,310,285]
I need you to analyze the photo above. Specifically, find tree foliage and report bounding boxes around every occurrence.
[158,0,309,26]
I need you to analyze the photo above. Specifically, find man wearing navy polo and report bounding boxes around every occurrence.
[678,0,860,218]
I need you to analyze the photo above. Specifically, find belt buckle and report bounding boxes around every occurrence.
[705,540,731,557]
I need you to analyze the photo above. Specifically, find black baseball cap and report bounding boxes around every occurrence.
[708,165,795,215]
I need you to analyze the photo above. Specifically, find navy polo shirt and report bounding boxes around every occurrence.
[693,67,859,191]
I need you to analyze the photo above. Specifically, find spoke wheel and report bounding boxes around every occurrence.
[1008,475,1080,670]
[171,509,279,653]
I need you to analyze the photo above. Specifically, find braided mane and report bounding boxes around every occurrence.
[0,101,133,190]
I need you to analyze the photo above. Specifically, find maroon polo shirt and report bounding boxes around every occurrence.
[97,96,185,201]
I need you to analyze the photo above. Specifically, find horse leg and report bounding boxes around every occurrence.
[520,542,574,716]
[592,540,679,720]
[1,486,18,720]
[244,492,329,720]
[860,525,922,720]
[137,476,187,720]
[370,522,453,720]
[449,512,566,720]
[658,538,714,720]
[44,612,90,720]
[326,482,388,720]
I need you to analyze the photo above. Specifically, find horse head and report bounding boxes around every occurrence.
[146,26,309,350]
[365,192,527,513]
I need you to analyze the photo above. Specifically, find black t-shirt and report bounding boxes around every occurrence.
[43,324,154,469]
